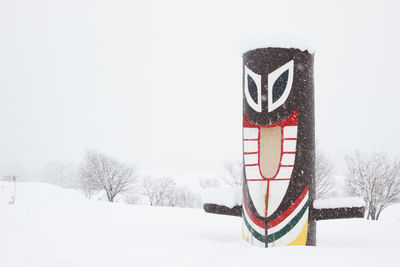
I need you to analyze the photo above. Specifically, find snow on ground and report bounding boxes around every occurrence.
[0,182,399,267]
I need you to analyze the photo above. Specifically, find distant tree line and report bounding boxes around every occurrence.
[38,148,400,219]
[40,149,201,208]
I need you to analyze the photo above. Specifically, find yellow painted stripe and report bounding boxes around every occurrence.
[287,220,308,246]
[242,224,247,241]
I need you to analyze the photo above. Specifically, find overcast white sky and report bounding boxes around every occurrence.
[1,0,400,182]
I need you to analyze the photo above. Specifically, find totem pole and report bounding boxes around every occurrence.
[241,47,315,247]
[203,46,364,247]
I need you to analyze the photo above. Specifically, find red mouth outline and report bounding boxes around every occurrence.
[243,109,298,181]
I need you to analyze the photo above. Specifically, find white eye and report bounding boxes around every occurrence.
[244,65,262,112]
[268,60,294,112]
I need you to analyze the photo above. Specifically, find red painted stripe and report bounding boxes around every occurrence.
[243,110,298,180]
[243,109,298,128]
[243,196,265,228]
[243,115,259,128]
[267,185,309,229]
[265,180,270,217]
[280,165,294,167]
[245,164,258,167]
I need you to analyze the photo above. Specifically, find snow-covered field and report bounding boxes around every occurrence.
[0,182,399,267]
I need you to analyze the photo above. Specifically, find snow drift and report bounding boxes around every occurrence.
[0,182,399,267]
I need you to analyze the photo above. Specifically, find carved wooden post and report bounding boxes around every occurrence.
[242,47,315,247]
[202,46,364,247]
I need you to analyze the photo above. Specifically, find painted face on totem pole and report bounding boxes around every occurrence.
[242,48,315,247]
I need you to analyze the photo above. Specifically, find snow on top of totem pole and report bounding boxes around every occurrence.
[239,33,317,54]
[201,186,242,208]
[314,197,365,209]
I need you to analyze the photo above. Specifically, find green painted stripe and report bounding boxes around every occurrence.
[243,211,265,243]
[268,200,309,243]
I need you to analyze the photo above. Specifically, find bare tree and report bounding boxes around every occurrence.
[220,160,243,188]
[124,194,141,205]
[165,185,202,208]
[79,167,101,199]
[41,161,80,189]
[199,177,220,189]
[315,150,335,199]
[345,152,400,220]
[79,150,138,202]
[140,176,176,206]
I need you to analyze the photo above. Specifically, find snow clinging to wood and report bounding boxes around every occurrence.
[201,186,242,208]
[239,33,317,54]
[314,197,365,209]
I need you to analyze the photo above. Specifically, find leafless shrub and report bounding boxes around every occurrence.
[220,160,243,188]
[140,177,201,208]
[79,169,101,199]
[79,149,138,202]
[345,152,400,220]
[140,176,176,206]
[165,185,202,208]
[41,161,80,189]
[199,178,220,189]
[124,194,141,205]
[315,150,335,199]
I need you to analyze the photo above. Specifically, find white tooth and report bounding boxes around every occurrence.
[246,181,268,217]
[281,154,295,165]
[243,127,259,139]
[244,153,258,165]
[266,180,290,216]
[244,140,258,153]
[275,167,293,179]
[283,126,297,139]
[245,166,263,180]
[283,140,296,152]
